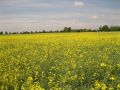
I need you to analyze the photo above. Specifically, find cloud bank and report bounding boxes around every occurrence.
[0,0,120,32]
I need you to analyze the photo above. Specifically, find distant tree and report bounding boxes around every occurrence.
[64,27,71,32]
[99,26,103,31]
[55,30,59,33]
[63,27,67,32]
[43,30,45,33]
[0,31,3,35]
[110,26,120,31]
[76,29,81,32]
[87,29,92,32]
[103,25,109,31]
[67,27,71,32]
[99,25,110,31]
[12,32,17,34]
[5,32,8,34]
[23,31,29,34]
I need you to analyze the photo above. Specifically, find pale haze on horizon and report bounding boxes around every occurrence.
[0,0,120,32]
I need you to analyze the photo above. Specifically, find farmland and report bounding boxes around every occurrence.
[0,32,120,90]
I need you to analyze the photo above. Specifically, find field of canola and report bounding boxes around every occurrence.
[1,32,120,90]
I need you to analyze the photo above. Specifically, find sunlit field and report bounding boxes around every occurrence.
[1,32,120,90]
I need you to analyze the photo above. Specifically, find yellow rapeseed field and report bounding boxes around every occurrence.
[0,32,120,90]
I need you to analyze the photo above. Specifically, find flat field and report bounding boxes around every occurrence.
[0,32,120,90]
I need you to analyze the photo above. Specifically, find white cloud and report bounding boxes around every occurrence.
[91,15,99,19]
[74,1,84,7]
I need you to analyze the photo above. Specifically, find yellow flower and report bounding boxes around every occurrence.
[94,80,101,89]
[109,75,116,81]
[117,64,120,68]
[100,63,107,67]
[27,76,33,81]
[108,87,114,90]
[101,83,107,90]
[117,84,120,89]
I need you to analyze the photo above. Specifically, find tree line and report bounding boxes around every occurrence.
[0,25,120,35]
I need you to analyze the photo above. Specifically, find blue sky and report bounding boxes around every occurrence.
[0,0,120,32]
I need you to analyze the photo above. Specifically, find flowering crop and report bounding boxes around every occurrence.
[0,32,120,90]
